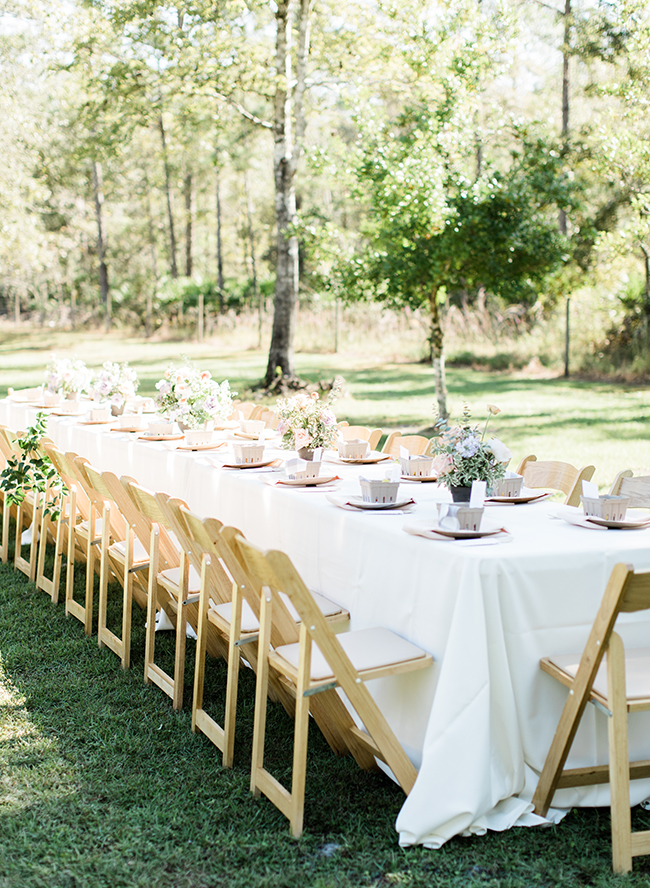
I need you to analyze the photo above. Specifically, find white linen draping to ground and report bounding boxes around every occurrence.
[4,399,650,848]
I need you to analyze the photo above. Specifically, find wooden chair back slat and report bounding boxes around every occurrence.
[609,472,650,508]
[517,454,596,506]
[382,432,429,457]
[340,426,383,451]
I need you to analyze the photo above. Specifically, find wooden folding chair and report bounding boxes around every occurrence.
[0,425,15,564]
[80,463,150,669]
[230,401,260,421]
[257,408,280,429]
[34,446,70,605]
[125,482,204,709]
[0,427,41,580]
[516,455,596,507]
[234,537,433,838]
[162,501,352,769]
[339,425,383,451]
[533,562,650,873]
[609,472,650,508]
[382,431,430,457]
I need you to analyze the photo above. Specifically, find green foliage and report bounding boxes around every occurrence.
[341,116,574,313]
[0,413,65,519]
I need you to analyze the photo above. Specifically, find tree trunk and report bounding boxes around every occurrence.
[429,288,448,420]
[559,0,570,237]
[91,159,110,332]
[158,115,178,279]
[184,168,193,278]
[216,165,225,313]
[245,169,261,348]
[143,169,158,338]
[263,0,313,387]
[14,286,20,325]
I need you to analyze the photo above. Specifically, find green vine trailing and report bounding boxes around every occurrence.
[0,412,65,519]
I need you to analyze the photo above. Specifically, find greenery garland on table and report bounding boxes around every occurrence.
[0,412,65,519]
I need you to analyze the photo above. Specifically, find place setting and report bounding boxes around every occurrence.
[554,480,650,531]
[404,481,510,544]
[326,438,394,466]
[263,449,341,489]
[484,471,553,505]
[212,439,284,471]
[326,465,416,513]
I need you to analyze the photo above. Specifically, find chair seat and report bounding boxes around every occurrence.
[547,648,650,702]
[159,564,202,593]
[110,537,149,565]
[274,626,429,682]
[212,590,347,635]
[78,517,103,536]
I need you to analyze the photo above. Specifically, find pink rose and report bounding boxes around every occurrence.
[294,429,311,449]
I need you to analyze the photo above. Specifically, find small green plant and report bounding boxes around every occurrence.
[0,412,65,518]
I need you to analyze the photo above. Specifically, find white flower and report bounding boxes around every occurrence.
[485,437,512,463]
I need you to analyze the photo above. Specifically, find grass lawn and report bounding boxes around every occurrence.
[2,324,650,886]
[2,558,650,888]
[0,324,649,488]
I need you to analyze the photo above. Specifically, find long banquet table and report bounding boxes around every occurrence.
[4,398,650,848]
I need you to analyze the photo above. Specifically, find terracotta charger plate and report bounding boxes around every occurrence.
[176,442,226,452]
[486,491,552,505]
[586,515,650,530]
[221,459,278,470]
[138,433,185,442]
[275,474,339,487]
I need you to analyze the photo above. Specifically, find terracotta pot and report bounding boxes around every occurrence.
[297,447,315,461]
[111,403,125,416]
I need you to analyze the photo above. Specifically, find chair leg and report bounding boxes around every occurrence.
[0,492,10,563]
[222,582,244,768]
[120,527,134,669]
[290,623,312,838]
[250,591,273,797]
[607,633,632,873]
[97,505,112,651]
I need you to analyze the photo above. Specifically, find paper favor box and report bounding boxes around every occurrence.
[581,494,629,522]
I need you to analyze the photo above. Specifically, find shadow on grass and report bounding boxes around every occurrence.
[1,536,650,887]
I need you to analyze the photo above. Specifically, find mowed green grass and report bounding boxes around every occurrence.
[0,325,648,488]
[3,554,650,888]
[2,326,650,885]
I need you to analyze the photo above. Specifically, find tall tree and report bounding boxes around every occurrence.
[263,0,313,387]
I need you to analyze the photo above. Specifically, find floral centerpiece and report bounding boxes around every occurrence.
[431,404,511,500]
[45,355,92,398]
[90,361,139,413]
[154,361,233,429]
[276,379,342,455]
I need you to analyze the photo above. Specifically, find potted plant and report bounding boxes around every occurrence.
[90,361,139,415]
[431,404,510,501]
[276,380,341,458]
[45,356,92,400]
[154,360,233,440]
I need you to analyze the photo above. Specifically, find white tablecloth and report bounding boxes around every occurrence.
[5,399,650,848]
